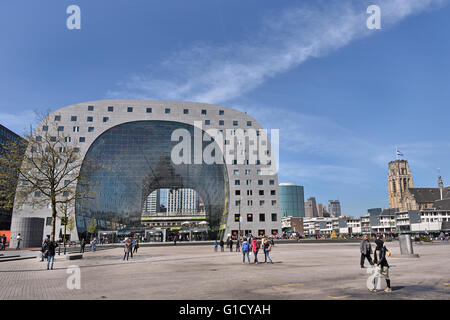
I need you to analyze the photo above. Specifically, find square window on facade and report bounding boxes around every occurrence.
[57,126,64,131]
[233,170,239,175]
[271,229,278,235]
[247,214,253,222]
[88,106,94,111]
[165,108,171,114]
[183,109,189,114]
[269,180,275,185]
[103,117,109,123]
[235,190,241,196]
[146,108,152,113]
[233,120,238,126]
[73,126,79,132]
[271,200,276,205]
[64,137,71,142]
[247,121,252,126]
[50,136,56,142]
[108,106,114,112]
[271,190,276,195]
[54,115,61,121]
[46,217,52,226]
[205,120,210,125]
[219,120,224,126]
[87,116,93,122]
[258,180,263,185]
[201,109,207,115]
[271,213,277,222]
[247,200,253,206]
[246,180,252,185]
[88,127,94,132]
[79,137,85,143]
[235,180,240,185]
[259,214,265,222]
[42,126,48,131]
[127,107,133,112]
[260,200,265,206]
[247,190,252,196]
[71,116,77,121]
[235,200,241,206]
[219,110,224,115]
[259,190,264,195]
[258,229,265,236]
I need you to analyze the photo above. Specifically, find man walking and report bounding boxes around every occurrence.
[80,238,86,253]
[16,233,22,250]
[40,237,48,262]
[373,235,384,264]
[46,240,58,270]
[219,239,224,252]
[1,234,6,250]
[229,238,233,252]
[91,237,97,252]
[236,238,240,252]
[360,235,374,268]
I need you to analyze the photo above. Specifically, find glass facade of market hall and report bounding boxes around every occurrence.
[75,120,229,240]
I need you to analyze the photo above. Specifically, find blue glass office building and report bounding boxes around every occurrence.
[279,183,305,218]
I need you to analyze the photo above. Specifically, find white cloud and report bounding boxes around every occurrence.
[107,0,448,104]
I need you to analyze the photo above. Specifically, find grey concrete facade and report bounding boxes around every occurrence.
[9,100,281,246]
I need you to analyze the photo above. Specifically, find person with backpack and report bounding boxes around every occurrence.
[219,239,224,252]
[46,240,58,270]
[250,237,260,263]
[263,238,273,263]
[214,240,218,252]
[241,237,250,263]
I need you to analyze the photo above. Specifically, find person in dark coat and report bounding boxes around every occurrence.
[229,238,234,252]
[360,236,374,268]
[80,238,86,253]
[376,245,392,292]
[46,240,58,270]
[219,239,224,252]
[373,235,384,264]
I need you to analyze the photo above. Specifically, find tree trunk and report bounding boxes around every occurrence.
[51,193,57,242]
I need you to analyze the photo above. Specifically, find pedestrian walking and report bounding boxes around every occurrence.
[374,245,392,292]
[241,237,250,263]
[360,235,374,268]
[80,238,86,253]
[16,233,22,250]
[174,235,177,246]
[123,238,132,261]
[214,240,218,252]
[41,238,48,262]
[46,240,58,270]
[250,237,260,263]
[229,238,234,252]
[263,238,273,263]
[1,234,6,250]
[91,237,97,252]
[236,238,240,252]
[220,239,224,252]
[133,239,139,253]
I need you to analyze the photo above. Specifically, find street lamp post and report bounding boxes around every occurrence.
[238,198,241,240]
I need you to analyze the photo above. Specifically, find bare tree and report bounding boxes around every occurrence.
[0,110,100,242]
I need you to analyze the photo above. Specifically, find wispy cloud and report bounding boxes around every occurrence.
[107,0,447,104]
[0,110,37,136]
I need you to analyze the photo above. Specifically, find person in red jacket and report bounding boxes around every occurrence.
[250,237,261,264]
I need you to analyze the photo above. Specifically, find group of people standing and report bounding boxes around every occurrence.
[214,236,274,264]
[360,235,392,292]
[123,237,139,261]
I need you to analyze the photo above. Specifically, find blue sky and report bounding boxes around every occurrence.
[1,0,450,216]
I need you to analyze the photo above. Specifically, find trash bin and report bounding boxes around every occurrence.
[399,234,414,255]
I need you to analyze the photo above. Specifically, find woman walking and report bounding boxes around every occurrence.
[241,237,250,263]
[263,238,273,263]
[123,238,132,261]
[250,237,260,264]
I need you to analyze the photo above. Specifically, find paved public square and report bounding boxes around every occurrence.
[0,241,449,300]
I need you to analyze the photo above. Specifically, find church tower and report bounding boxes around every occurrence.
[388,160,414,211]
